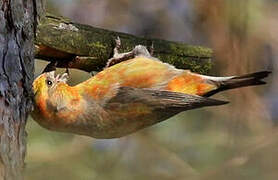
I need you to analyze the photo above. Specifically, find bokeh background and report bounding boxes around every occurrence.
[26,0,278,179]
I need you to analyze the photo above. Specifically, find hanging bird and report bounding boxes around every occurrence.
[31,43,270,139]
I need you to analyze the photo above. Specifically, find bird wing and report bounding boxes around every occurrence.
[78,86,228,138]
[104,86,228,115]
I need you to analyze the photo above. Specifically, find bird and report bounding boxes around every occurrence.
[31,44,270,139]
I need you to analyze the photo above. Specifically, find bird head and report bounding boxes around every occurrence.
[33,71,69,97]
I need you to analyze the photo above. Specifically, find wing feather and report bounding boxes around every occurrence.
[106,86,228,112]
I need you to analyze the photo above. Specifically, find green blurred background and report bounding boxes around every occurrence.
[26,0,278,179]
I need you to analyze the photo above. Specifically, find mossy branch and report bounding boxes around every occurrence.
[35,13,213,74]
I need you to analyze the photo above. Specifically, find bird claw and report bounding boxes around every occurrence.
[105,37,154,68]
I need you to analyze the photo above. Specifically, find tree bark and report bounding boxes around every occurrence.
[0,0,42,179]
[35,13,213,74]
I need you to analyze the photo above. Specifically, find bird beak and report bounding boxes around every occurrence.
[54,72,69,83]
[59,73,69,83]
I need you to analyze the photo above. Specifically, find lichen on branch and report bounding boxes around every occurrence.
[35,13,213,74]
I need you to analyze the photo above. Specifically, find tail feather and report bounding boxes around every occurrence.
[232,71,270,80]
[204,71,271,97]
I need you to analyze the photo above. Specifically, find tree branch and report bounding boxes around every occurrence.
[35,13,213,74]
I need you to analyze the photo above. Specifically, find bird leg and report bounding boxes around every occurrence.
[105,37,153,68]
[148,42,154,56]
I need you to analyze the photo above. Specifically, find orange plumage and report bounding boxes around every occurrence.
[32,55,270,138]
[76,57,218,100]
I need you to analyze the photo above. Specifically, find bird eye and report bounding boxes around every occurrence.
[46,80,53,86]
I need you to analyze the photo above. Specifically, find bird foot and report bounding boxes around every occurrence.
[105,37,153,68]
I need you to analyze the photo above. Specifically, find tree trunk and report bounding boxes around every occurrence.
[0,0,43,179]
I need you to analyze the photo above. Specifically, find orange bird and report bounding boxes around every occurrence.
[32,44,270,138]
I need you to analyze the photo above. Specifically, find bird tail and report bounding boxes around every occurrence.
[204,71,271,97]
